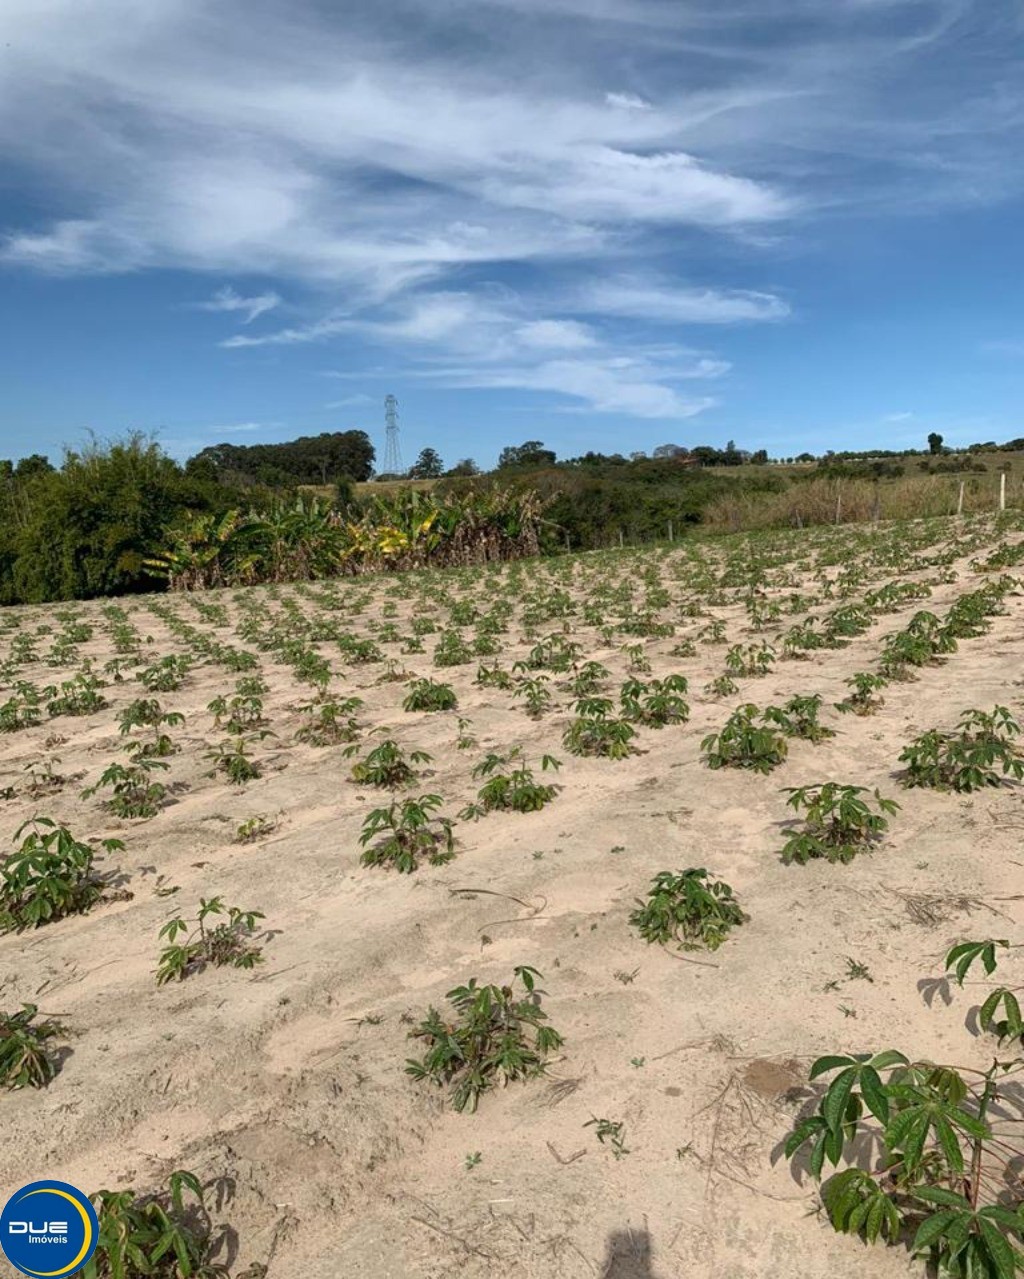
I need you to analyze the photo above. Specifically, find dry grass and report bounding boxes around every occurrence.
[703,473,1023,532]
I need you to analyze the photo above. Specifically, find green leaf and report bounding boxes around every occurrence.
[869,1049,909,1070]
[859,1065,889,1125]
[912,1209,962,1253]
[913,1185,972,1209]
[809,1054,857,1080]
[899,1111,931,1170]
[822,1068,857,1135]
[979,1216,1018,1279]
[865,1194,886,1245]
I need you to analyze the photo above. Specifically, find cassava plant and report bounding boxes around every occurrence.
[403,677,458,712]
[46,672,107,718]
[235,814,277,843]
[0,1004,66,1089]
[156,897,266,984]
[83,756,169,819]
[205,732,272,785]
[117,698,184,757]
[512,673,554,719]
[629,869,746,952]
[784,939,1024,1278]
[139,654,192,693]
[619,674,690,728]
[83,1170,229,1279]
[701,704,788,774]
[459,750,561,818]
[780,783,899,865]
[347,738,431,786]
[359,795,455,872]
[406,966,563,1112]
[724,641,776,678]
[835,672,887,717]
[763,693,835,743]
[563,696,637,760]
[295,694,362,745]
[0,817,124,932]
[899,707,1024,793]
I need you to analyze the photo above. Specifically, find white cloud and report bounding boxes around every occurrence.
[221,315,348,349]
[606,92,653,111]
[482,146,789,225]
[446,357,718,418]
[0,1,791,295]
[515,319,598,350]
[1,0,1019,424]
[579,278,791,323]
[197,286,281,324]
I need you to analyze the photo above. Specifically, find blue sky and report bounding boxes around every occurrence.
[2,0,1023,468]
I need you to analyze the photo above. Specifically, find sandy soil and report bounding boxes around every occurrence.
[2,516,1024,1279]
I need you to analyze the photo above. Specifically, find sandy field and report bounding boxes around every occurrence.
[2,515,1024,1278]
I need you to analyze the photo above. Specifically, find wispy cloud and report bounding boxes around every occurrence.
[577,279,791,324]
[197,286,281,324]
[432,356,720,419]
[605,92,653,111]
[313,290,732,418]
[2,0,1022,424]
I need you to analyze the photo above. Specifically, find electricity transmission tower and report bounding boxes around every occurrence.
[382,394,404,475]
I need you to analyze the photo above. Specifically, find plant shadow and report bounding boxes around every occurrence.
[600,1227,664,1279]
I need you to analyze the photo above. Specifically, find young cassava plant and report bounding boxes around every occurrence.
[785,940,1024,1278]
[1,818,124,932]
[0,1004,66,1089]
[780,784,899,865]
[460,750,562,818]
[347,739,431,786]
[83,1170,228,1279]
[899,707,1024,793]
[701,704,788,774]
[402,678,458,712]
[406,966,563,1112]
[156,897,266,984]
[359,795,455,872]
[630,869,746,952]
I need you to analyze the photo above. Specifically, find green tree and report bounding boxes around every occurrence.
[928,431,944,455]
[14,454,55,481]
[497,440,556,470]
[186,430,375,487]
[410,447,444,478]
[0,434,223,604]
[446,458,480,477]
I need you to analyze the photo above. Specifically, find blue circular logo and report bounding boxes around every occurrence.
[0,1180,98,1278]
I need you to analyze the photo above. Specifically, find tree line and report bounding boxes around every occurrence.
[3,425,1022,604]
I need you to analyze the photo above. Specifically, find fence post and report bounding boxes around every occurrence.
[835,489,842,525]
[1000,472,1006,512]
[619,529,624,548]
[957,481,964,516]
[667,520,673,542]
